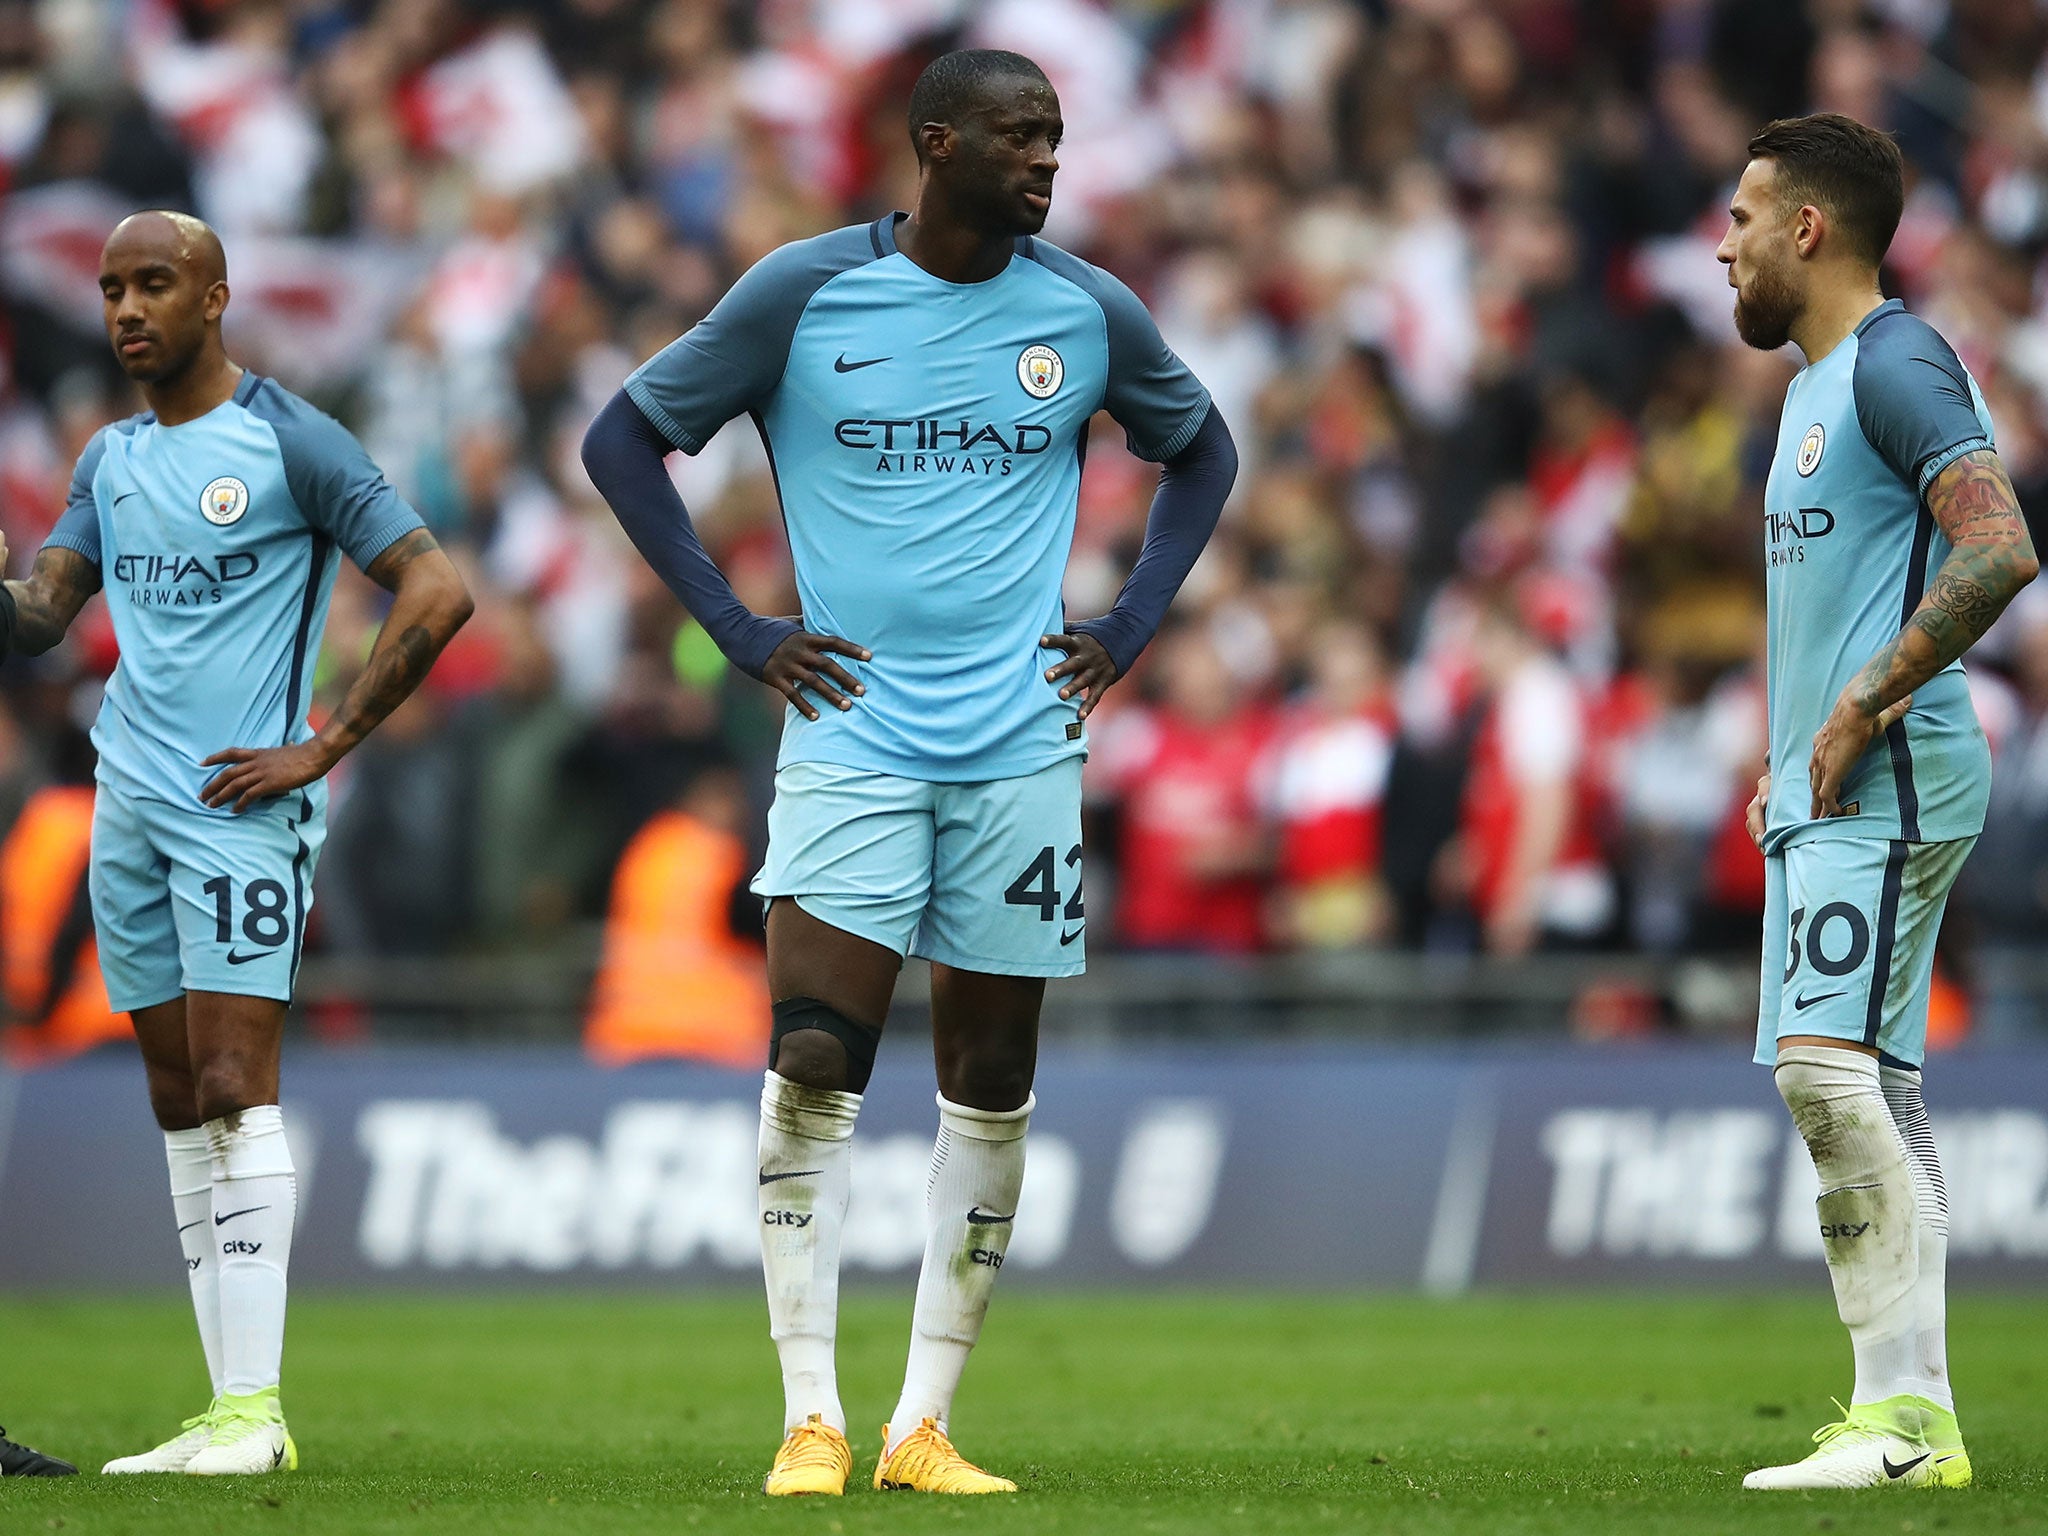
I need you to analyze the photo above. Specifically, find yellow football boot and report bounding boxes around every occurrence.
[1922,1402,1973,1488]
[763,1414,851,1496]
[1744,1395,1965,1490]
[873,1419,1017,1494]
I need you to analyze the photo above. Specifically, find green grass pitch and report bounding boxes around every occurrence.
[1,1290,2044,1533]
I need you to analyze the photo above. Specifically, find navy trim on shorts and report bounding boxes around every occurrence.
[1864,839,1909,1046]
[287,791,311,994]
[283,531,333,742]
[1886,720,1921,841]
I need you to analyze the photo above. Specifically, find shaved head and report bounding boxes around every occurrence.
[105,210,227,285]
[100,209,232,390]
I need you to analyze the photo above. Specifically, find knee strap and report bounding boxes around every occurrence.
[771,996,882,1092]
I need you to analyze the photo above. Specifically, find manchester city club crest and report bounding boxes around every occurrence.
[200,475,250,526]
[1797,422,1825,477]
[1017,343,1064,399]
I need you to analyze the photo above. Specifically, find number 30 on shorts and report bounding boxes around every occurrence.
[1005,844,1083,923]
[1784,901,1870,982]
[202,876,292,949]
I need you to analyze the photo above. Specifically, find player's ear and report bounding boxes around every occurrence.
[1794,203,1826,261]
[919,121,954,165]
[203,279,230,324]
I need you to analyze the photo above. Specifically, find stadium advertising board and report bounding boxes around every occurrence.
[2,1045,2044,1290]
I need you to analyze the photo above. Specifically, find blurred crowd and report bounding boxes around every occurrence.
[8,0,2048,1016]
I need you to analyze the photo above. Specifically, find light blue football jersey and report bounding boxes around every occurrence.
[625,213,1212,782]
[1762,299,1994,851]
[47,371,424,811]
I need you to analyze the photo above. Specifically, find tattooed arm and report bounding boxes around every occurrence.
[200,529,474,812]
[0,539,102,657]
[310,530,474,760]
[1809,448,2039,817]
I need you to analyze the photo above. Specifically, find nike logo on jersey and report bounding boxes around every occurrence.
[965,1207,1015,1225]
[759,1169,822,1186]
[1883,1452,1930,1480]
[225,949,273,966]
[1060,926,1084,946]
[214,1205,269,1227]
[834,353,891,372]
[1793,991,1847,1011]
[113,490,140,506]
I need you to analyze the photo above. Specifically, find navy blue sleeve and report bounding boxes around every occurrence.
[1854,311,1994,497]
[44,427,109,569]
[1068,404,1236,676]
[252,382,425,570]
[625,225,876,453]
[581,390,799,680]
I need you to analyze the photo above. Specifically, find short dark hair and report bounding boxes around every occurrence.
[1746,113,1905,266]
[907,49,1050,160]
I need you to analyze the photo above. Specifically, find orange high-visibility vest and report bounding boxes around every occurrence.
[1925,960,1971,1053]
[585,810,769,1068]
[1,785,127,1064]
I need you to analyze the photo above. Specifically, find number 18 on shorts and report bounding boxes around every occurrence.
[753,757,1086,978]
[89,783,326,1011]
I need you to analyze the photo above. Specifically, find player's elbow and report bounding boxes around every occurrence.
[1159,406,1238,519]
[414,557,475,635]
[580,391,648,498]
[2013,547,2040,592]
[442,573,477,634]
[1208,408,1240,485]
[1203,429,1240,512]
[8,596,73,657]
[11,621,58,657]
[1173,404,1237,478]
[578,413,611,491]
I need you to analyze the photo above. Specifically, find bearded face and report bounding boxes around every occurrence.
[1733,243,1802,351]
[1717,158,1809,354]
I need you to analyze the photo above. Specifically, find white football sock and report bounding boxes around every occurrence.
[164,1127,224,1398]
[758,1070,860,1434]
[1881,1064,1954,1411]
[886,1093,1031,1454]
[206,1105,296,1398]
[1775,1047,1918,1407]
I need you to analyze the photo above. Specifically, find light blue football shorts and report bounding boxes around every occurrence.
[1756,834,1974,1069]
[89,781,327,1012]
[752,757,1086,978]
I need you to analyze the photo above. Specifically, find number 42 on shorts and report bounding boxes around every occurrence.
[1005,844,1083,928]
